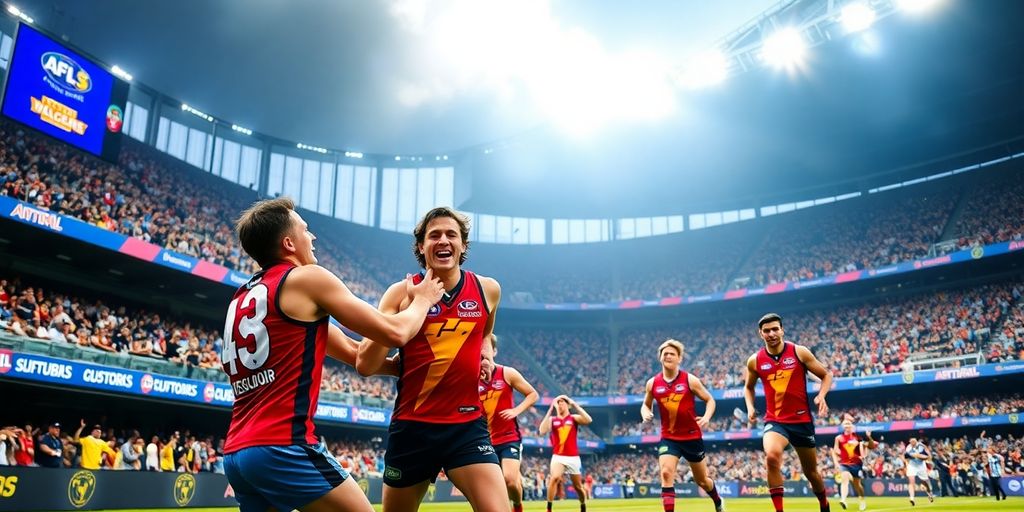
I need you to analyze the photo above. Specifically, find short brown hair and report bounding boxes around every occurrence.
[758,313,782,330]
[236,197,296,268]
[412,207,471,268]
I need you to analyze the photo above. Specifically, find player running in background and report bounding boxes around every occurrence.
[902,437,935,506]
[222,198,444,512]
[831,420,876,510]
[357,206,507,512]
[641,339,725,512]
[480,333,540,512]
[540,395,593,512]
[744,313,834,512]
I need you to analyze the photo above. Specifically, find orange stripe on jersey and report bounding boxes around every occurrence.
[418,319,476,411]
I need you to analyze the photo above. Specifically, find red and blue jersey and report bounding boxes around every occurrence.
[394,270,489,423]
[753,342,813,424]
[479,365,522,445]
[837,432,863,465]
[223,262,328,453]
[652,371,702,441]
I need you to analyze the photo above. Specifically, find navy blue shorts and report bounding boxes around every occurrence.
[763,421,817,448]
[495,441,522,461]
[657,438,706,463]
[223,441,349,512]
[841,463,865,479]
[383,417,499,487]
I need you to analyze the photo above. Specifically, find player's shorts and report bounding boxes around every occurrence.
[657,438,706,463]
[840,463,865,479]
[763,421,817,448]
[383,417,498,488]
[494,441,522,461]
[906,464,927,478]
[551,454,583,475]
[223,441,348,512]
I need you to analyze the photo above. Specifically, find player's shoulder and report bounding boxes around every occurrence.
[473,272,500,292]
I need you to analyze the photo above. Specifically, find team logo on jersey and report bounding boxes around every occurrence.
[457,300,482,318]
[674,384,686,392]
[493,380,505,390]
[427,304,441,317]
[760,364,772,371]
[655,386,667,393]
[782,357,796,365]
[41,52,92,94]
[173,474,197,506]
[478,384,487,394]
[67,470,96,507]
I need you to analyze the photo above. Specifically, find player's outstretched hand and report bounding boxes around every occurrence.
[747,409,757,429]
[814,394,829,417]
[408,268,445,304]
[640,406,654,424]
[499,409,518,421]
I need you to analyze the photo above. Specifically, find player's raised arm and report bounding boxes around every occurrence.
[325,324,399,377]
[539,400,557,435]
[291,265,443,348]
[743,355,759,428]
[568,397,593,425]
[687,373,716,431]
[500,366,539,421]
[795,344,832,417]
[640,377,656,423]
[355,280,409,377]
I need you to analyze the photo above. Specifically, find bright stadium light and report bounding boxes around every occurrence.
[296,143,327,154]
[896,0,944,14]
[181,103,214,122]
[761,28,807,71]
[344,151,363,159]
[111,65,133,82]
[840,3,877,33]
[674,50,729,89]
[7,5,33,24]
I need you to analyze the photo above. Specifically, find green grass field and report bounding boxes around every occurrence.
[58,496,1021,512]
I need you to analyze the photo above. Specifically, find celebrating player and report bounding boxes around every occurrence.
[357,206,507,512]
[902,437,935,506]
[540,395,593,512]
[479,334,540,512]
[744,313,834,512]
[221,198,444,512]
[640,339,725,512]
[831,420,876,510]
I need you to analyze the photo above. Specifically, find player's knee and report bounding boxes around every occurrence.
[660,469,674,484]
[504,474,519,489]
[765,452,783,469]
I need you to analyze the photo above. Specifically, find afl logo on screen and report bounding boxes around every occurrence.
[41,52,92,93]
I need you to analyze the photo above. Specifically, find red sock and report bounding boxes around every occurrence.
[770,486,785,512]
[661,486,675,512]
[513,504,523,512]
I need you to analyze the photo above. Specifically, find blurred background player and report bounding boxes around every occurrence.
[357,207,507,512]
[640,339,725,512]
[480,333,540,512]
[902,437,935,506]
[831,419,876,510]
[744,313,834,512]
[540,395,593,512]
[222,198,444,512]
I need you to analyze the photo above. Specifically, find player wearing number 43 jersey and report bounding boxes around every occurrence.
[744,313,834,512]
[357,207,508,512]
[222,198,445,512]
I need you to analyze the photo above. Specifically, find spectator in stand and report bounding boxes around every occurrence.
[36,422,62,468]
[73,420,115,470]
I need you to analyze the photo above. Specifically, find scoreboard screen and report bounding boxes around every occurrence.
[1,23,130,162]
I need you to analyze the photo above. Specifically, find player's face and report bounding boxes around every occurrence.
[843,423,854,434]
[556,399,569,415]
[759,321,783,348]
[659,347,680,370]
[419,217,464,272]
[287,210,317,265]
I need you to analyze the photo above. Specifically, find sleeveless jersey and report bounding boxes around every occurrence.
[479,365,522,445]
[651,371,702,441]
[753,342,813,424]
[222,263,328,453]
[905,443,928,468]
[550,414,579,456]
[394,270,489,423]
[837,432,863,465]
